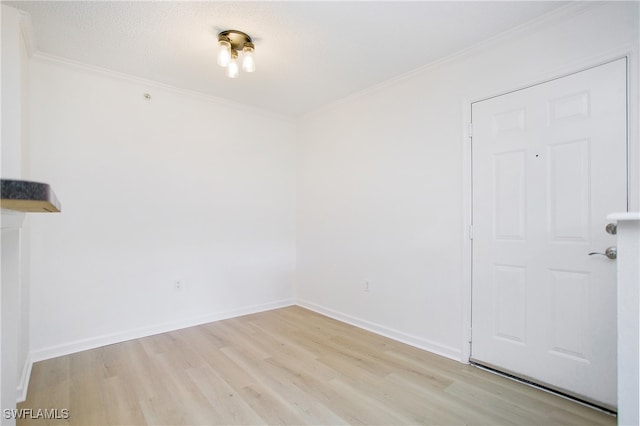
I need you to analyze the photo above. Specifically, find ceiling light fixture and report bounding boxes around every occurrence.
[217,30,255,78]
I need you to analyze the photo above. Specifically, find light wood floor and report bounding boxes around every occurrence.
[19,306,615,425]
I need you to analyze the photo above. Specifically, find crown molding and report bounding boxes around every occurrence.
[31,52,295,123]
[17,10,37,58]
[301,1,599,119]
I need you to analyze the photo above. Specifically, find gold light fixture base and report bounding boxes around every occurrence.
[218,30,253,51]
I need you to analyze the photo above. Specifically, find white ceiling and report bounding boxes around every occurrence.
[6,1,569,117]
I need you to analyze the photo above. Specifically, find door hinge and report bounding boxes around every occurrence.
[468,327,473,343]
[468,123,473,138]
[468,224,473,240]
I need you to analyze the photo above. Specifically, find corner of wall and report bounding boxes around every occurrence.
[296,299,462,362]
[16,353,33,403]
[17,10,37,58]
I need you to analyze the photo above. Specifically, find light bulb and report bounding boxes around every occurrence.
[242,44,255,73]
[227,54,239,78]
[217,38,231,67]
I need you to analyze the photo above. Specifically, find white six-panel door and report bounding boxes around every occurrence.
[471,58,627,409]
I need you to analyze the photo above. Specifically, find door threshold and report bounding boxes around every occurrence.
[469,361,617,417]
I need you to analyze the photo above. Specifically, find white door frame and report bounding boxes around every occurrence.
[461,46,640,365]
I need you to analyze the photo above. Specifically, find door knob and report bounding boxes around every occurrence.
[588,246,617,260]
[605,223,617,235]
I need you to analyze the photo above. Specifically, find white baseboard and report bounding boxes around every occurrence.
[17,352,33,403]
[25,298,460,403]
[296,299,462,362]
[30,298,295,363]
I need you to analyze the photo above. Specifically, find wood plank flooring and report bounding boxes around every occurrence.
[18,306,615,425]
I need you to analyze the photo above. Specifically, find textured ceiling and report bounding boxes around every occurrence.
[5,1,568,117]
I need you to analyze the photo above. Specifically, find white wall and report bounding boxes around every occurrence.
[297,2,639,360]
[1,6,24,178]
[609,213,640,425]
[27,57,297,359]
[1,220,22,425]
[1,4,32,420]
